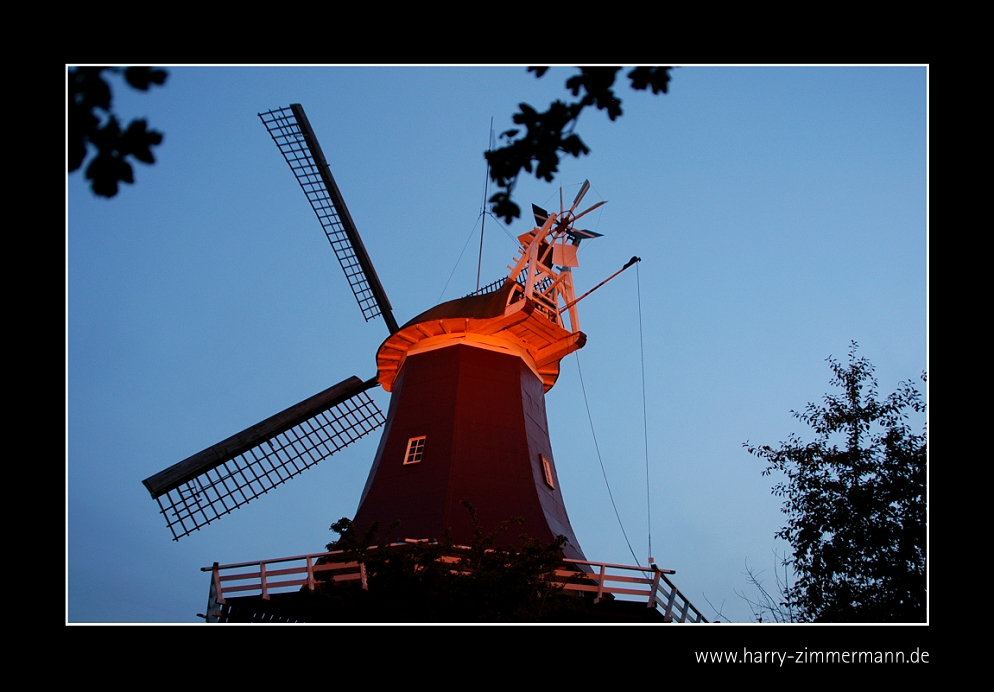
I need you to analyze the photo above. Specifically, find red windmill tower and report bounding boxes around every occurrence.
[142,104,706,622]
[352,186,610,560]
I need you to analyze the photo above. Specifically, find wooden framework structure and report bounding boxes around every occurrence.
[375,186,604,395]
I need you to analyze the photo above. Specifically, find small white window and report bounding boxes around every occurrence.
[404,436,426,464]
[540,454,554,488]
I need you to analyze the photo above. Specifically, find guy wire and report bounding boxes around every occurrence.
[637,260,652,564]
[575,351,641,566]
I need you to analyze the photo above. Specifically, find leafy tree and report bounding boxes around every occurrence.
[486,66,673,223]
[68,66,168,197]
[744,343,926,622]
[307,502,585,622]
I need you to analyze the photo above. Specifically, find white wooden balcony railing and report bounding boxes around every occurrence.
[201,540,707,623]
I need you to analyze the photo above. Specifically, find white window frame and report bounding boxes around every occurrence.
[404,436,427,465]
[540,454,555,488]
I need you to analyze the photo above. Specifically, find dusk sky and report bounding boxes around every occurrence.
[67,66,927,623]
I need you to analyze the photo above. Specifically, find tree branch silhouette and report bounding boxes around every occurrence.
[485,66,672,223]
[69,66,168,198]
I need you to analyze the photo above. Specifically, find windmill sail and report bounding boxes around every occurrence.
[259,104,399,333]
[143,376,384,540]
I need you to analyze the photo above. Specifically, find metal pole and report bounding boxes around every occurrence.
[559,256,641,314]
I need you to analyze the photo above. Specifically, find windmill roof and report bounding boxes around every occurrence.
[400,281,515,329]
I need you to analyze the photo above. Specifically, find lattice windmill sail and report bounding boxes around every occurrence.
[145,104,625,550]
[143,376,384,540]
[143,104,397,539]
[259,105,398,331]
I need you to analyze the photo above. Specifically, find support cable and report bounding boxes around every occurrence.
[477,119,494,293]
[440,121,514,304]
[484,211,518,243]
[437,218,482,304]
[575,352,640,566]
[637,260,653,564]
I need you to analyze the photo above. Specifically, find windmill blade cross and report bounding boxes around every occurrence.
[569,179,591,215]
[259,104,399,334]
[571,200,607,224]
[143,376,384,540]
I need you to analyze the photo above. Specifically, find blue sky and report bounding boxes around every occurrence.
[67,66,927,622]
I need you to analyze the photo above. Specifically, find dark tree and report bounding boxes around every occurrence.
[486,66,672,223]
[745,343,926,622]
[68,66,168,198]
[312,502,583,622]
[309,502,585,622]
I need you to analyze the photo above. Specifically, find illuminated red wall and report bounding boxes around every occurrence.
[353,343,585,560]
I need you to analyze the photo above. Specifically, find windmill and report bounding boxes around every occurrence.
[142,104,705,621]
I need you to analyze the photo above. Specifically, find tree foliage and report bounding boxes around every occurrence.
[68,66,168,198]
[485,66,672,223]
[308,502,585,622]
[745,343,926,622]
